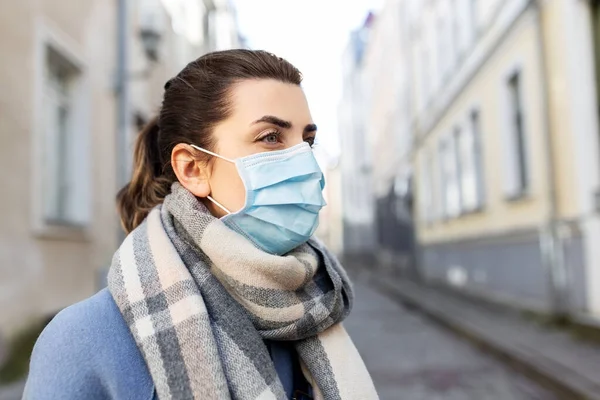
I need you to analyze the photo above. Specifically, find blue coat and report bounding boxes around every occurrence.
[24,288,301,399]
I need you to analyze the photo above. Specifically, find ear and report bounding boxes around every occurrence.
[171,143,212,197]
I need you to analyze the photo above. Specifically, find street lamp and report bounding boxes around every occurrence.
[127,24,162,80]
[139,0,164,63]
[140,27,161,63]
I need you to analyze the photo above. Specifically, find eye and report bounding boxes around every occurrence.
[304,136,316,147]
[259,130,282,145]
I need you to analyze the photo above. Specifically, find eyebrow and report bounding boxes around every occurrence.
[252,115,317,134]
[304,123,317,134]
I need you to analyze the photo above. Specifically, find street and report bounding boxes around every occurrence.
[345,277,558,400]
[0,275,570,400]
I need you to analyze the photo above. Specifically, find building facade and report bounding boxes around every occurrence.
[360,0,417,275]
[0,0,120,340]
[314,158,345,257]
[0,0,239,342]
[406,0,600,317]
[338,14,377,258]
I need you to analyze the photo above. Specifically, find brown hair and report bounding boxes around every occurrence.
[117,49,303,233]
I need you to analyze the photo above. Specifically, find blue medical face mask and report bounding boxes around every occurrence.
[190,142,327,255]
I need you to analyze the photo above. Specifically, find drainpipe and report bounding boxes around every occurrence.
[534,0,568,318]
[96,0,129,290]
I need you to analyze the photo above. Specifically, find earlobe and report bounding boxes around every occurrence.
[171,144,212,197]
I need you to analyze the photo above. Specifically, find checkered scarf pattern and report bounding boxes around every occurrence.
[107,183,378,400]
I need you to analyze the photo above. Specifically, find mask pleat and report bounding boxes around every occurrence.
[221,142,325,255]
[225,212,311,255]
[242,151,324,190]
[252,180,327,208]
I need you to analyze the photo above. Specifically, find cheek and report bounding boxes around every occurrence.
[211,162,246,212]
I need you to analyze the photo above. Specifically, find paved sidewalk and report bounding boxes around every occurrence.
[345,276,557,399]
[362,271,600,400]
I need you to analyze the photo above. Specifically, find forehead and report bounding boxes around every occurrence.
[228,79,312,123]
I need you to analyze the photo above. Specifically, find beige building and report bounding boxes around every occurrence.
[406,0,600,318]
[314,157,345,257]
[0,0,120,340]
[360,0,416,272]
[338,13,377,257]
[0,0,239,343]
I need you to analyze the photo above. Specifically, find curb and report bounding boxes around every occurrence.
[368,275,600,400]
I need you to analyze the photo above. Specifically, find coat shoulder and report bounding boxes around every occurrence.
[24,288,155,400]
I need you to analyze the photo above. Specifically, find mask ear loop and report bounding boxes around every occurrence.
[189,144,234,214]
[207,195,231,214]
[189,144,235,163]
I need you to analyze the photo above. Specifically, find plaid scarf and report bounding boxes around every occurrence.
[107,183,378,400]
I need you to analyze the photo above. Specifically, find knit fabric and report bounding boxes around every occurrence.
[107,183,378,400]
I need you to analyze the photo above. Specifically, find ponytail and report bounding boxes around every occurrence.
[117,50,304,234]
[117,116,172,234]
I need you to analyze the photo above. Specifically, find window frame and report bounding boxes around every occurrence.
[32,19,92,240]
[419,150,434,225]
[508,72,529,193]
[438,134,461,220]
[501,61,531,201]
[454,105,486,215]
[469,107,486,210]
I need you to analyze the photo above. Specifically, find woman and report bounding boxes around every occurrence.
[24,49,378,400]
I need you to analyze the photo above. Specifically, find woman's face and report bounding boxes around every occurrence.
[173,79,317,218]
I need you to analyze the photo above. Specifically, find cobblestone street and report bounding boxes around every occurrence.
[344,277,558,400]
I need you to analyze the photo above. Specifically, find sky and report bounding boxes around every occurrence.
[232,0,383,165]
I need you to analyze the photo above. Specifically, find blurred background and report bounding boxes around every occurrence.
[3,0,600,398]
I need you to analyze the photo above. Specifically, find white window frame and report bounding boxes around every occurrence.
[450,131,462,217]
[32,18,91,240]
[437,139,448,220]
[469,105,486,209]
[436,13,447,81]
[500,60,530,200]
[435,0,457,80]
[452,126,464,213]
[456,105,486,213]
[419,42,431,111]
[427,16,440,94]
[448,0,458,69]
[470,0,479,37]
[439,133,462,219]
[431,143,443,222]
[453,0,464,58]
[419,151,434,224]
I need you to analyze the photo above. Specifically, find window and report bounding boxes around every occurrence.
[435,8,455,84]
[470,0,478,36]
[457,110,485,212]
[43,49,76,224]
[419,152,434,223]
[439,135,461,218]
[438,141,447,218]
[432,147,443,221]
[420,45,431,108]
[437,15,447,80]
[450,0,459,63]
[471,110,485,206]
[454,0,476,56]
[39,43,90,229]
[503,71,529,198]
[453,127,464,209]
